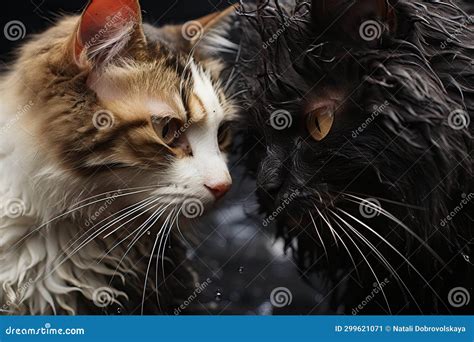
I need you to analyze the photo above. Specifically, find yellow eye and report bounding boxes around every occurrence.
[306,107,335,141]
[152,116,181,146]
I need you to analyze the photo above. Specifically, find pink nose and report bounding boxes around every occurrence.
[205,181,231,199]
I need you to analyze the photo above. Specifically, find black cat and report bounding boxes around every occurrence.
[229,0,473,314]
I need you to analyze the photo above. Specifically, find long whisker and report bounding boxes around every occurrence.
[106,203,170,288]
[314,205,338,247]
[308,211,328,261]
[9,188,156,253]
[70,186,159,208]
[68,198,157,257]
[319,209,359,279]
[160,205,182,286]
[329,209,393,314]
[337,208,450,311]
[105,201,175,287]
[155,205,182,311]
[99,202,166,262]
[344,194,444,264]
[127,202,175,249]
[108,203,172,292]
[103,197,165,239]
[63,196,155,254]
[47,196,157,274]
[342,191,425,210]
[141,208,176,315]
[173,208,193,250]
[45,197,160,280]
[333,208,421,308]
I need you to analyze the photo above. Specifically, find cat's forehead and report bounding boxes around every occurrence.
[188,62,227,123]
[143,61,228,124]
[95,59,228,124]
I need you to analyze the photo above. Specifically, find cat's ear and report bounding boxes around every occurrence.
[147,5,237,60]
[311,0,397,45]
[72,0,145,68]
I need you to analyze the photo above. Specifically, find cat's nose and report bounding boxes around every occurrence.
[205,181,231,199]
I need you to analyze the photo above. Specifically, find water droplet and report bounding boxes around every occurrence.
[146,231,151,236]
[238,266,244,274]
[117,307,122,314]
[215,290,222,302]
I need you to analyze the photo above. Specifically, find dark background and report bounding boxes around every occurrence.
[0,0,236,60]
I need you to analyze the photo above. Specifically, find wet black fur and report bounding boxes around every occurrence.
[228,0,474,313]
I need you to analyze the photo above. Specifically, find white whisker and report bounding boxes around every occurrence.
[337,208,448,311]
[309,211,328,261]
[344,194,444,264]
[8,188,156,253]
[141,208,176,315]
[329,209,393,314]
[321,210,359,278]
[314,205,338,247]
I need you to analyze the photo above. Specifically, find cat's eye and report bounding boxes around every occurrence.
[306,107,335,141]
[218,123,232,150]
[152,116,181,146]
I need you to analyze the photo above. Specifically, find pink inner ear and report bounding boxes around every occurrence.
[74,0,141,64]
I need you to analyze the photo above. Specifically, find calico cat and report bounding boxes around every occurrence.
[0,0,236,314]
[230,0,473,314]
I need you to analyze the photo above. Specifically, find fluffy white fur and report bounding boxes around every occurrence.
[0,59,233,315]
[0,82,132,314]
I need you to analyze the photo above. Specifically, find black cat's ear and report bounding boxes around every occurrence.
[311,0,397,45]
